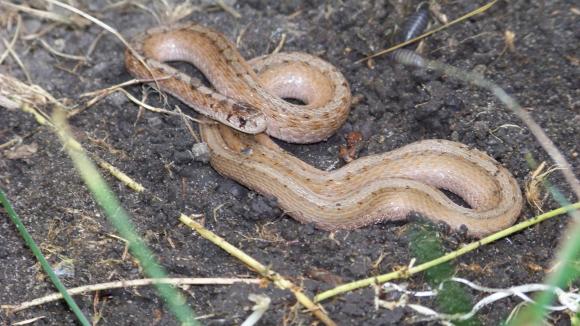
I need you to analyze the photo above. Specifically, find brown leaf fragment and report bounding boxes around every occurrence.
[306,267,343,286]
[4,143,38,159]
[338,131,364,163]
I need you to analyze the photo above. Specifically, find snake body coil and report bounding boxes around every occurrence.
[125,23,523,237]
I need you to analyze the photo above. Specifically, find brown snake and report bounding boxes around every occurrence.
[125,23,523,237]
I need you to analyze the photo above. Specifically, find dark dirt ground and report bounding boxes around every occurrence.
[0,0,579,325]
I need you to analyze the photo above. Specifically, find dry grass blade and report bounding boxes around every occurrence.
[0,13,21,65]
[180,214,337,326]
[2,37,32,83]
[38,39,87,62]
[0,73,57,120]
[216,0,241,19]
[43,0,130,48]
[43,0,181,108]
[0,73,148,194]
[71,77,171,117]
[3,277,261,313]
[103,0,162,24]
[314,202,580,302]
[148,0,200,24]
[0,1,86,26]
[525,162,561,212]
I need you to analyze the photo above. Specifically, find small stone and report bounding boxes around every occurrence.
[216,180,248,199]
[473,120,490,139]
[147,116,163,128]
[106,91,128,107]
[303,223,315,235]
[191,143,210,163]
[355,120,374,140]
[250,196,275,216]
[173,150,192,164]
[444,95,464,112]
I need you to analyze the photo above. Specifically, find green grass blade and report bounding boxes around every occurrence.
[51,109,199,325]
[509,159,579,325]
[0,189,91,326]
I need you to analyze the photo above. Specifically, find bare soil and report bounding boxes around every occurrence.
[0,0,578,325]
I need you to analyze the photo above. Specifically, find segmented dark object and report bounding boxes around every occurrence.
[391,7,430,67]
[391,48,425,67]
[397,8,430,44]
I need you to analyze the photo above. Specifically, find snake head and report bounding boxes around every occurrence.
[224,101,267,134]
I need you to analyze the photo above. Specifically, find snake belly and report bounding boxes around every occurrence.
[125,23,523,237]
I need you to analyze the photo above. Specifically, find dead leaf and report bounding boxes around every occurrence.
[4,143,38,159]
[306,267,343,286]
[339,131,364,163]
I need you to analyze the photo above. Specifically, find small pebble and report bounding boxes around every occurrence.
[173,150,192,164]
[473,120,490,139]
[250,196,279,217]
[106,91,128,107]
[191,142,210,163]
[147,116,163,128]
[216,180,248,199]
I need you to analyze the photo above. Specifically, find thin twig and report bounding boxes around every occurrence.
[314,202,580,302]
[2,37,31,83]
[0,1,79,25]
[70,77,170,117]
[216,0,241,19]
[43,0,131,49]
[3,277,261,313]
[0,14,21,65]
[180,214,337,326]
[119,88,202,123]
[272,33,286,54]
[175,105,201,143]
[38,39,87,62]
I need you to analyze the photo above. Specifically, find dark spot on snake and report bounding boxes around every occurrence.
[238,117,247,128]
[231,101,256,114]
[241,147,252,155]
